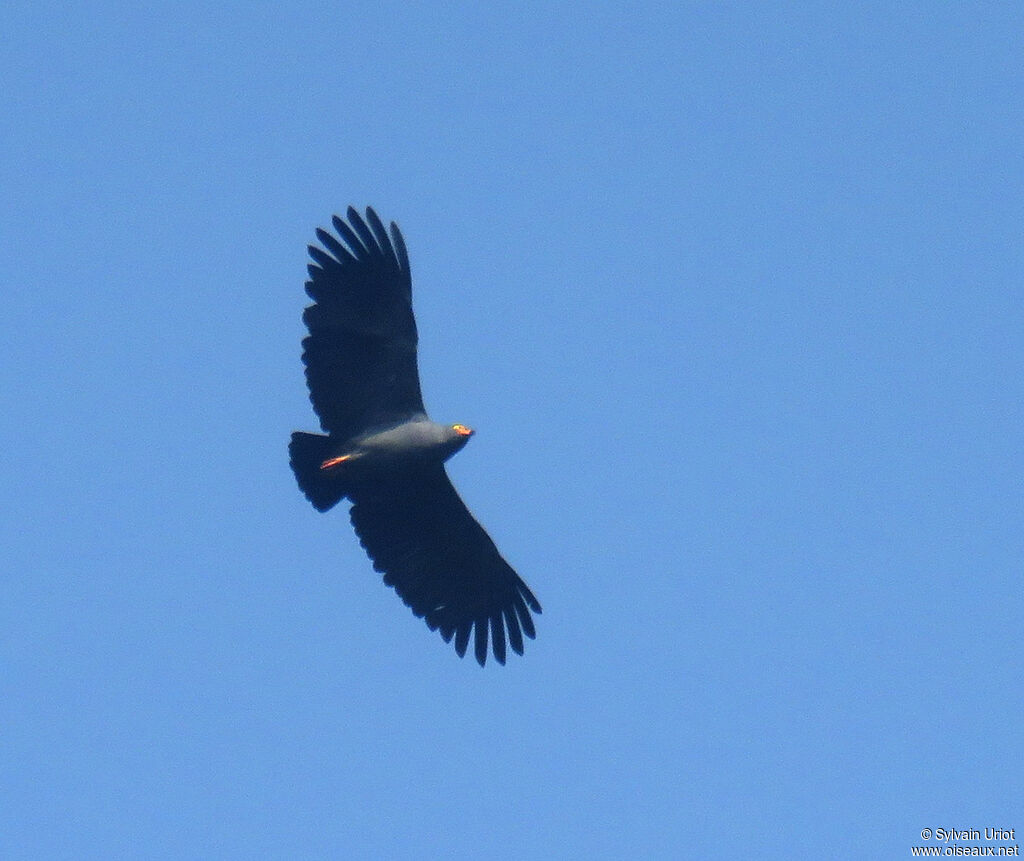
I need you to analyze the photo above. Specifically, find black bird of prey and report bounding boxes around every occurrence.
[289,207,541,666]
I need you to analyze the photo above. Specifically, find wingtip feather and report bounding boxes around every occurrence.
[454,624,471,658]
[474,619,488,667]
[491,611,507,665]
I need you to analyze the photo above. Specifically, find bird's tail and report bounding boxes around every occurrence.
[289,432,347,512]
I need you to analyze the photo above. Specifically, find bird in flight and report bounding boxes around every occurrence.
[289,207,541,666]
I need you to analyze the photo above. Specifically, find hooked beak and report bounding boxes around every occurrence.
[453,424,474,437]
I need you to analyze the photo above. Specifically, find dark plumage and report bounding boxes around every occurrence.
[289,207,541,666]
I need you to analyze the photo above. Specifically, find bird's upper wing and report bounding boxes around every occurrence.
[302,207,424,439]
[348,465,542,666]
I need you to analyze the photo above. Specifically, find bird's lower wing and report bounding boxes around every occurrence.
[347,465,541,666]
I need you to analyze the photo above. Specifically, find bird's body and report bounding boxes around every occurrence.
[346,417,473,466]
[290,418,472,505]
[289,207,541,666]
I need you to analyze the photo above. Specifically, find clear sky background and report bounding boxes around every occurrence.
[3,3,1021,858]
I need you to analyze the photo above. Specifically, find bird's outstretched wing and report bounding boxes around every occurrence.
[348,465,542,666]
[302,207,424,440]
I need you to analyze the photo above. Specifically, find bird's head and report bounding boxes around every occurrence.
[439,423,474,461]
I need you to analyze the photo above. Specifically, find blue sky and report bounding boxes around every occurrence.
[3,3,1021,858]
